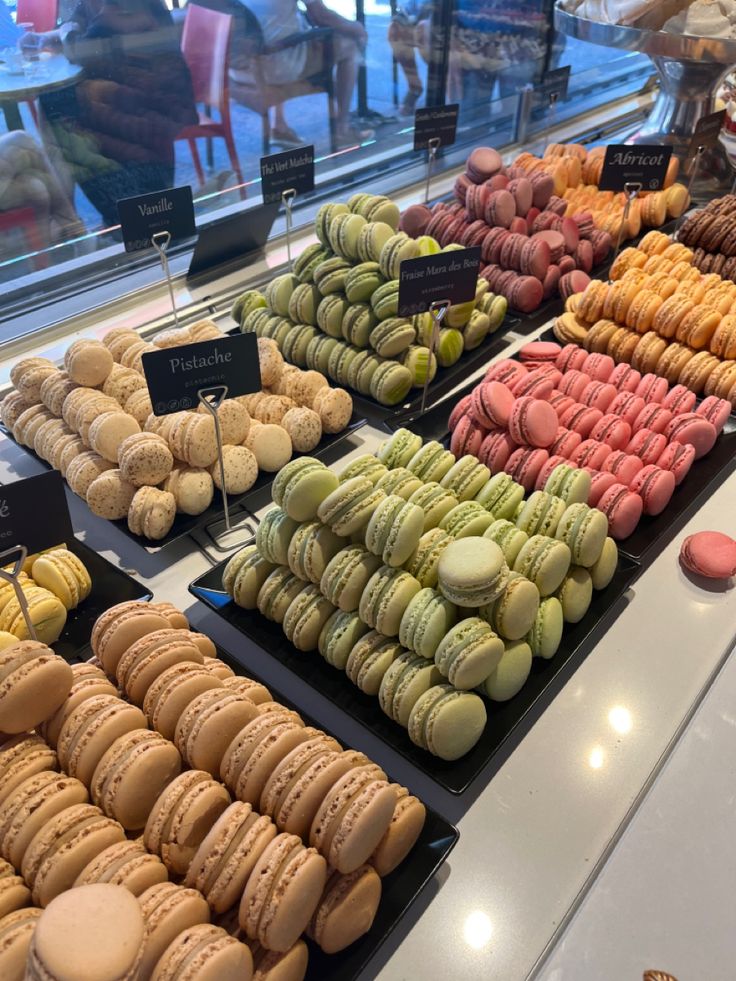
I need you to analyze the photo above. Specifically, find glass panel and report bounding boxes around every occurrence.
[0,0,651,320]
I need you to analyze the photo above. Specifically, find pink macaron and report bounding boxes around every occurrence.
[510,371,555,400]
[664,413,718,459]
[450,415,486,458]
[548,392,576,419]
[534,454,570,491]
[549,427,583,458]
[696,396,731,435]
[504,446,549,491]
[557,369,591,402]
[609,392,645,428]
[636,374,669,404]
[560,270,591,300]
[626,428,667,465]
[448,394,472,431]
[609,363,642,394]
[597,483,644,540]
[630,465,676,516]
[580,381,617,413]
[467,146,504,183]
[508,396,558,448]
[484,359,527,387]
[485,189,516,229]
[582,353,615,382]
[478,428,517,472]
[602,450,643,486]
[586,470,617,507]
[556,345,588,374]
[655,441,695,485]
[533,229,565,264]
[632,404,673,435]
[589,414,632,451]
[519,341,561,365]
[680,531,736,579]
[560,403,604,438]
[570,439,612,471]
[662,384,697,415]
[470,381,515,429]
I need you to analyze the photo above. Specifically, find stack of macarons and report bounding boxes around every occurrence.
[0,640,73,735]
[224,442,620,754]
[678,193,736,280]
[231,192,508,406]
[555,229,736,406]
[0,597,427,967]
[510,143,689,242]
[401,144,605,313]
[2,329,354,541]
[450,341,730,539]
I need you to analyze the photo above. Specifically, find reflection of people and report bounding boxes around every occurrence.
[243,0,372,147]
[388,2,432,117]
[34,0,197,226]
[0,1,21,47]
[0,131,83,254]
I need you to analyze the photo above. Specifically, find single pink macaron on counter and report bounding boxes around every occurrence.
[680,531,736,580]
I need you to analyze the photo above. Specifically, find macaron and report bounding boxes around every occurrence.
[630,465,675,516]
[272,458,339,522]
[0,907,41,980]
[407,684,487,760]
[151,923,253,981]
[438,537,509,607]
[434,617,504,690]
[0,733,58,809]
[513,534,571,596]
[596,483,644,540]
[526,596,564,659]
[680,531,736,580]
[174,688,258,777]
[479,639,533,701]
[56,694,147,786]
[74,838,168,897]
[90,600,171,679]
[405,529,452,589]
[307,864,382,954]
[138,882,211,979]
[0,642,73,735]
[287,522,343,585]
[0,771,88,870]
[398,588,457,661]
[364,495,424,568]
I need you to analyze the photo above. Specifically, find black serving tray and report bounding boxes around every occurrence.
[0,415,365,554]
[189,555,639,795]
[43,537,151,662]
[212,644,458,981]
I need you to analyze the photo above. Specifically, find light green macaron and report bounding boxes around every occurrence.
[341,304,377,348]
[526,596,564,659]
[320,545,383,612]
[405,528,452,588]
[370,361,413,406]
[374,467,423,501]
[345,262,385,304]
[338,455,388,486]
[345,630,404,695]
[408,483,459,533]
[401,345,438,388]
[287,520,344,584]
[356,221,395,264]
[407,684,487,760]
[272,458,339,522]
[398,587,457,660]
[257,565,305,624]
[555,503,608,568]
[480,570,540,641]
[364,495,424,568]
[513,534,571,597]
[590,537,618,590]
[405,441,455,484]
[440,501,495,539]
[376,429,423,469]
[379,650,443,727]
[482,519,529,566]
[554,566,593,623]
[543,464,592,506]
[479,639,533,701]
[318,609,370,670]
[256,507,300,566]
[317,294,350,339]
[288,283,321,326]
[370,282,401,322]
[474,473,525,519]
[434,617,505,690]
[369,318,416,358]
[438,536,509,608]
[358,565,422,637]
[440,456,490,502]
[222,544,275,608]
[317,476,385,537]
[283,584,336,652]
[515,491,567,538]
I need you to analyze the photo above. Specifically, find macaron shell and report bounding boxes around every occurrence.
[0,772,89,870]
[308,864,382,954]
[150,924,253,981]
[0,644,73,735]
[419,687,487,760]
[482,641,533,701]
[138,882,212,979]
[680,531,736,579]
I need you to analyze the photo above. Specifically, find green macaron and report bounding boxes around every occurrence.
[318,610,370,670]
[436,328,465,368]
[328,211,367,261]
[440,456,491,502]
[241,308,271,336]
[356,221,395,263]
[257,565,305,624]
[283,584,336,652]
[379,233,420,280]
[320,545,382,612]
[370,361,413,406]
[369,318,416,358]
[364,494,424,567]
[483,519,529,566]
[374,467,423,501]
[287,520,344,584]
[315,202,349,247]
[474,473,525,519]
[358,565,421,637]
[513,535,571,597]
[345,262,385,304]
[224,545,276,610]
[437,536,509,607]
[434,617,504,690]
[479,639,533,701]
[232,289,266,325]
[317,476,385,537]
[272,458,339,522]
[265,273,299,317]
[554,566,593,623]
[362,196,400,229]
[338,454,388,486]
[370,281,400,321]
[314,257,352,296]
[327,342,360,388]
[462,310,491,351]
[401,345,438,387]
[440,501,495,539]
[346,631,403,696]
[256,507,300,566]
[317,294,350,339]
[480,570,540,641]
[398,587,457,661]
[341,304,377,348]
[590,537,618,590]
[544,464,592,506]
[555,503,608,568]
[516,491,567,538]
[408,483,459,532]
[288,283,321,326]
[305,335,339,375]
[375,428,424,469]
[406,442,455,484]
[526,596,564,659]
[352,351,383,396]
[405,527,452,587]
[282,325,317,368]
[294,242,331,282]
[379,650,443,727]
[407,683,487,760]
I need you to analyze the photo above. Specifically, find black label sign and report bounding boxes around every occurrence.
[598,144,673,192]
[260,145,315,205]
[398,247,481,317]
[539,65,570,103]
[0,471,73,555]
[685,110,726,165]
[414,104,459,151]
[142,333,262,416]
[117,186,196,253]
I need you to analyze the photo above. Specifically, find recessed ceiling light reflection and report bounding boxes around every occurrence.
[588,747,604,769]
[608,706,632,734]
[463,910,493,949]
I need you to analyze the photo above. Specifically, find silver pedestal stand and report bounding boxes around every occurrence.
[554,6,736,194]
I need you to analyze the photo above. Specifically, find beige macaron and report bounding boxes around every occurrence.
[86,469,138,521]
[149,602,190,631]
[10,357,57,403]
[0,641,73,735]
[281,407,322,453]
[12,405,54,448]
[0,859,31,920]
[143,662,223,741]
[169,414,219,468]
[163,466,214,516]
[210,445,259,495]
[118,431,174,487]
[88,410,141,463]
[175,688,259,777]
[313,387,353,433]
[128,486,177,540]
[137,882,211,979]
[198,400,249,444]
[125,388,154,425]
[0,771,89,869]
[90,600,172,677]
[0,733,58,809]
[74,838,168,896]
[101,363,147,405]
[0,907,42,981]
[66,451,114,498]
[151,923,253,981]
[56,436,86,477]
[307,864,382,953]
[102,326,141,356]
[40,662,117,747]
[56,693,147,785]
[255,337,284,386]
[39,370,77,416]
[64,339,114,386]
[1,391,33,430]
[117,628,204,706]
[250,424,292,472]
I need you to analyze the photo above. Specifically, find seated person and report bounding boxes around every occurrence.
[237,0,372,147]
[29,0,197,228]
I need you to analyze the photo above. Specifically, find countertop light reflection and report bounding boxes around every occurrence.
[608,706,633,734]
[588,747,605,769]
[464,911,493,950]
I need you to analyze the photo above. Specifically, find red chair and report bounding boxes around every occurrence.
[176,4,245,197]
[16,0,58,32]
[0,208,49,270]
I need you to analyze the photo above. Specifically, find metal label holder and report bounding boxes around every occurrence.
[610,181,642,277]
[0,544,36,641]
[151,231,180,328]
[424,137,441,204]
[544,90,560,153]
[420,298,450,413]
[677,144,704,237]
[282,188,297,272]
